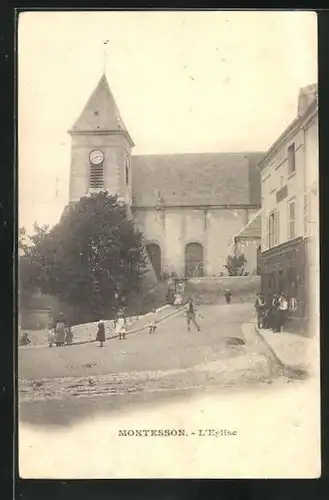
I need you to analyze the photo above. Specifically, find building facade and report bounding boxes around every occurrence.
[68,74,264,279]
[258,84,318,333]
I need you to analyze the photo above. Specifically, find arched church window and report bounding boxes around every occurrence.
[185,242,204,278]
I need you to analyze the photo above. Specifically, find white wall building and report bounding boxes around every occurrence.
[258,84,318,334]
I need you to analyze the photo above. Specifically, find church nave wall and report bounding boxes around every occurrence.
[133,207,254,277]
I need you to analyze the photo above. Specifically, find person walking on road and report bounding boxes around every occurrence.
[254,293,266,328]
[186,298,201,332]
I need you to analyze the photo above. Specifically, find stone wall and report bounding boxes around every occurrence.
[185,276,261,304]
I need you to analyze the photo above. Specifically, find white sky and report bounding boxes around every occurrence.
[18,10,317,232]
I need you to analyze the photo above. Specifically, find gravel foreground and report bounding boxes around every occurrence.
[19,353,284,404]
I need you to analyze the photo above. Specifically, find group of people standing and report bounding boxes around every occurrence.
[96,309,128,347]
[47,304,131,349]
[254,292,289,333]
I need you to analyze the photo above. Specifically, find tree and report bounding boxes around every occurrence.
[19,223,51,310]
[224,253,247,276]
[19,192,148,322]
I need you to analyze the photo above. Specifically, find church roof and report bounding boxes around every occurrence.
[235,209,262,240]
[131,152,264,207]
[69,74,134,145]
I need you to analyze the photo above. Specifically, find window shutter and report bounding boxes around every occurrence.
[90,164,104,189]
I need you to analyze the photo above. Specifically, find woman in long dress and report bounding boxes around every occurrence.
[54,312,66,346]
[174,292,183,306]
[96,320,106,347]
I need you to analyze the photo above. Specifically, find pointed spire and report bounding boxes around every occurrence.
[69,74,134,146]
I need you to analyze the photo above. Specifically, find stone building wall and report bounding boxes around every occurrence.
[133,206,259,277]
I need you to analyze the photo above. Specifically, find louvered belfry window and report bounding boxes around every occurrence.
[90,163,104,189]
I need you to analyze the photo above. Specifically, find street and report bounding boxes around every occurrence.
[19,303,320,479]
[19,303,258,378]
[20,304,287,423]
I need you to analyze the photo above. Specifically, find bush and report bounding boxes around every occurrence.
[224,253,247,277]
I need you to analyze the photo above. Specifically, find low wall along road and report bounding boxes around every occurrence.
[185,276,261,304]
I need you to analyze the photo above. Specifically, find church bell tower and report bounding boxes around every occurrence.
[68,74,134,206]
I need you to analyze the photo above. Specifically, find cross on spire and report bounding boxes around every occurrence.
[103,39,110,74]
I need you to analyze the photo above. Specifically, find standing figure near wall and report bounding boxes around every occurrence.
[254,293,266,328]
[271,294,281,333]
[54,312,67,347]
[224,289,232,304]
[278,293,288,332]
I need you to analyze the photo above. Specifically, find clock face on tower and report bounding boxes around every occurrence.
[89,149,104,165]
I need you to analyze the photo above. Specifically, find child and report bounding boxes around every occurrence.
[148,309,158,334]
[96,320,106,347]
[19,332,31,346]
[65,326,73,345]
[47,329,54,347]
[116,314,126,340]
[174,293,183,306]
[120,320,127,340]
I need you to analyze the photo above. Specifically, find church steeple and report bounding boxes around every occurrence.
[68,74,134,205]
[69,74,134,147]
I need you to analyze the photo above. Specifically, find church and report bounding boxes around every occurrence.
[68,74,264,279]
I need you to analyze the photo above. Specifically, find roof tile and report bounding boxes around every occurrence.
[131,152,264,207]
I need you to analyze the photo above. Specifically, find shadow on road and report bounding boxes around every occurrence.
[19,385,208,428]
